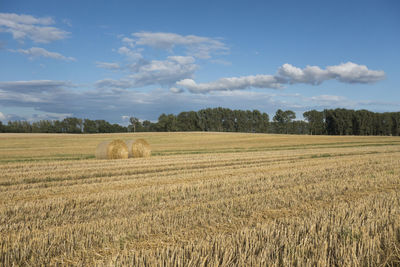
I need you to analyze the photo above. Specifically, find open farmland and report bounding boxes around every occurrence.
[0,133,400,266]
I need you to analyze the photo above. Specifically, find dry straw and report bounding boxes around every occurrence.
[95,139,129,159]
[126,139,151,158]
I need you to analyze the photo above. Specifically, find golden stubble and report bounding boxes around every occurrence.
[0,132,399,266]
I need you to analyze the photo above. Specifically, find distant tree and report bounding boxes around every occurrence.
[141,120,154,132]
[32,120,54,133]
[235,110,249,132]
[303,110,325,135]
[251,110,269,133]
[222,109,235,132]
[110,124,128,133]
[289,121,309,134]
[7,121,32,133]
[324,109,350,135]
[353,110,373,135]
[391,112,400,136]
[157,114,178,132]
[197,109,209,131]
[1,108,399,135]
[62,117,82,133]
[129,117,140,132]
[53,120,64,133]
[83,119,98,133]
[273,109,296,134]
[177,111,201,131]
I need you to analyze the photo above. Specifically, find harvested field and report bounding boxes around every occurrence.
[0,132,399,266]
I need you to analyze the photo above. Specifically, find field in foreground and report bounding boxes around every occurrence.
[0,132,400,266]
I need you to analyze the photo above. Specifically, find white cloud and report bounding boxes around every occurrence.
[121,37,135,47]
[278,64,331,85]
[97,56,197,89]
[177,75,284,93]
[0,13,69,43]
[94,32,229,91]
[177,62,386,93]
[326,62,385,83]
[95,79,133,89]
[310,95,345,102]
[117,46,142,60]
[129,56,197,87]
[11,47,75,61]
[0,111,5,120]
[170,87,184,93]
[210,59,232,66]
[62,18,72,27]
[96,62,121,70]
[167,55,195,65]
[278,62,385,84]
[131,32,229,59]
[0,13,54,25]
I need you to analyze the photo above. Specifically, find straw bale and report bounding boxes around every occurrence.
[95,139,129,159]
[126,138,151,158]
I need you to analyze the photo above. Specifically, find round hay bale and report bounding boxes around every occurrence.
[126,138,151,158]
[95,139,129,159]
[125,139,136,157]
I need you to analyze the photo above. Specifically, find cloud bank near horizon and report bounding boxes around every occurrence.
[0,78,396,124]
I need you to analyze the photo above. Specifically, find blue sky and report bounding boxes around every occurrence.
[0,0,399,124]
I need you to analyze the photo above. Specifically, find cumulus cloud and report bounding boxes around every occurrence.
[129,56,197,87]
[170,87,184,93]
[96,56,197,89]
[94,32,230,90]
[117,46,142,60]
[278,62,385,85]
[326,62,385,83]
[96,62,121,70]
[121,37,135,48]
[11,47,75,61]
[0,13,69,43]
[130,32,228,59]
[278,64,331,85]
[177,75,284,93]
[176,62,385,93]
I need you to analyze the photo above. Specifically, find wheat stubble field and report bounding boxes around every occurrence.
[0,132,400,266]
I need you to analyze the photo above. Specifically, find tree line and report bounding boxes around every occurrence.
[0,118,127,134]
[0,108,399,136]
